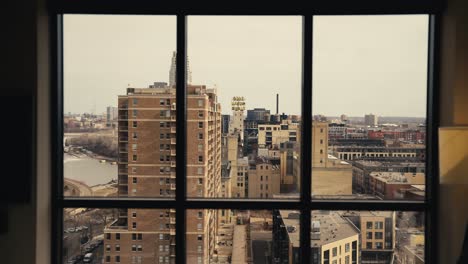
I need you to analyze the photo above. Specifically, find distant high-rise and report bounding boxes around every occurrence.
[221,114,231,134]
[229,96,246,141]
[365,113,378,127]
[340,114,348,122]
[168,51,192,87]
[106,106,118,126]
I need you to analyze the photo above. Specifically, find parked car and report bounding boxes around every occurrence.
[83,253,93,263]
[84,245,93,253]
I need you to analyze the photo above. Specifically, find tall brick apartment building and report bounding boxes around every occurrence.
[103,82,222,264]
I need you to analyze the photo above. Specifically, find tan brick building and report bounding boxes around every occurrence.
[257,120,299,148]
[248,157,281,199]
[103,83,222,264]
[342,211,396,263]
[273,210,360,264]
[292,121,353,196]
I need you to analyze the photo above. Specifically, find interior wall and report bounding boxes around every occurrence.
[0,0,38,263]
[0,0,50,264]
[438,0,468,263]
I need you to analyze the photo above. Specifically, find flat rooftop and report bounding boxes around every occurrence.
[341,210,394,218]
[273,193,381,200]
[279,210,359,248]
[353,160,425,168]
[231,225,247,264]
[369,172,425,184]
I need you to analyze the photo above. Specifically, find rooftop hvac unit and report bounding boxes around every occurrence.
[312,221,321,232]
[311,232,321,240]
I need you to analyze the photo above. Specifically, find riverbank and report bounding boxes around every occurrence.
[64,177,117,197]
[65,146,116,163]
[64,178,93,196]
[91,182,118,197]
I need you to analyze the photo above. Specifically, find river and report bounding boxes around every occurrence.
[64,154,117,186]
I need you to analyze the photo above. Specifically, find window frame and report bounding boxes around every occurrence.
[50,1,442,264]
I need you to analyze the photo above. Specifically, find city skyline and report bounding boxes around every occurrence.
[59,11,429,264]
[64,14,429,117]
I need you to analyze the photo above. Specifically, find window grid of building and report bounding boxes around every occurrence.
[52,2,440,264]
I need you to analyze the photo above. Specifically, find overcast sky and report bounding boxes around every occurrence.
[64,14,428,117]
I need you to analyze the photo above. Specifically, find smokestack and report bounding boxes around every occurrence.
[276,93,279,114]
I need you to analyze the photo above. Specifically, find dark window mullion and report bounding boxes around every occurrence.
[175,14,187,264]
[425,14,440,264]
[53,13,65,264]
[59,198,427,211]
[55,1,443,15]
[60,198,304,209]
[300,14,313,264]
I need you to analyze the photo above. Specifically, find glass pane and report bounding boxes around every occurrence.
[63,208,176,264]
[311,15,428,200]
[186,209,301,263]
[63,15,177,198]
[187,16,302,199]
[310,211,425,264]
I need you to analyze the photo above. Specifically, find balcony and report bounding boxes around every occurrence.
[170,238,176,245]
[170,184,176,190]
[170,229,176,235]
[119,156,128,163]
[118,185,128,195]
[170,161,176,167]
[119,136,128,142]
[170,209,176,213]
[170,138,176,144]
[119,147,128,153]
[119,125,128,132]
[170,115,176,121]
[169,217,176,224]
[118,115,128,120]
[105,219,128,231]
[170,149,176,156]
[118,168,128,174]
[171,104,176,110]
[170,127,176,133]
[119,179,128,185]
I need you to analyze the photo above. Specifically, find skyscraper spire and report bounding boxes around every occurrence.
[169,51,192,87]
